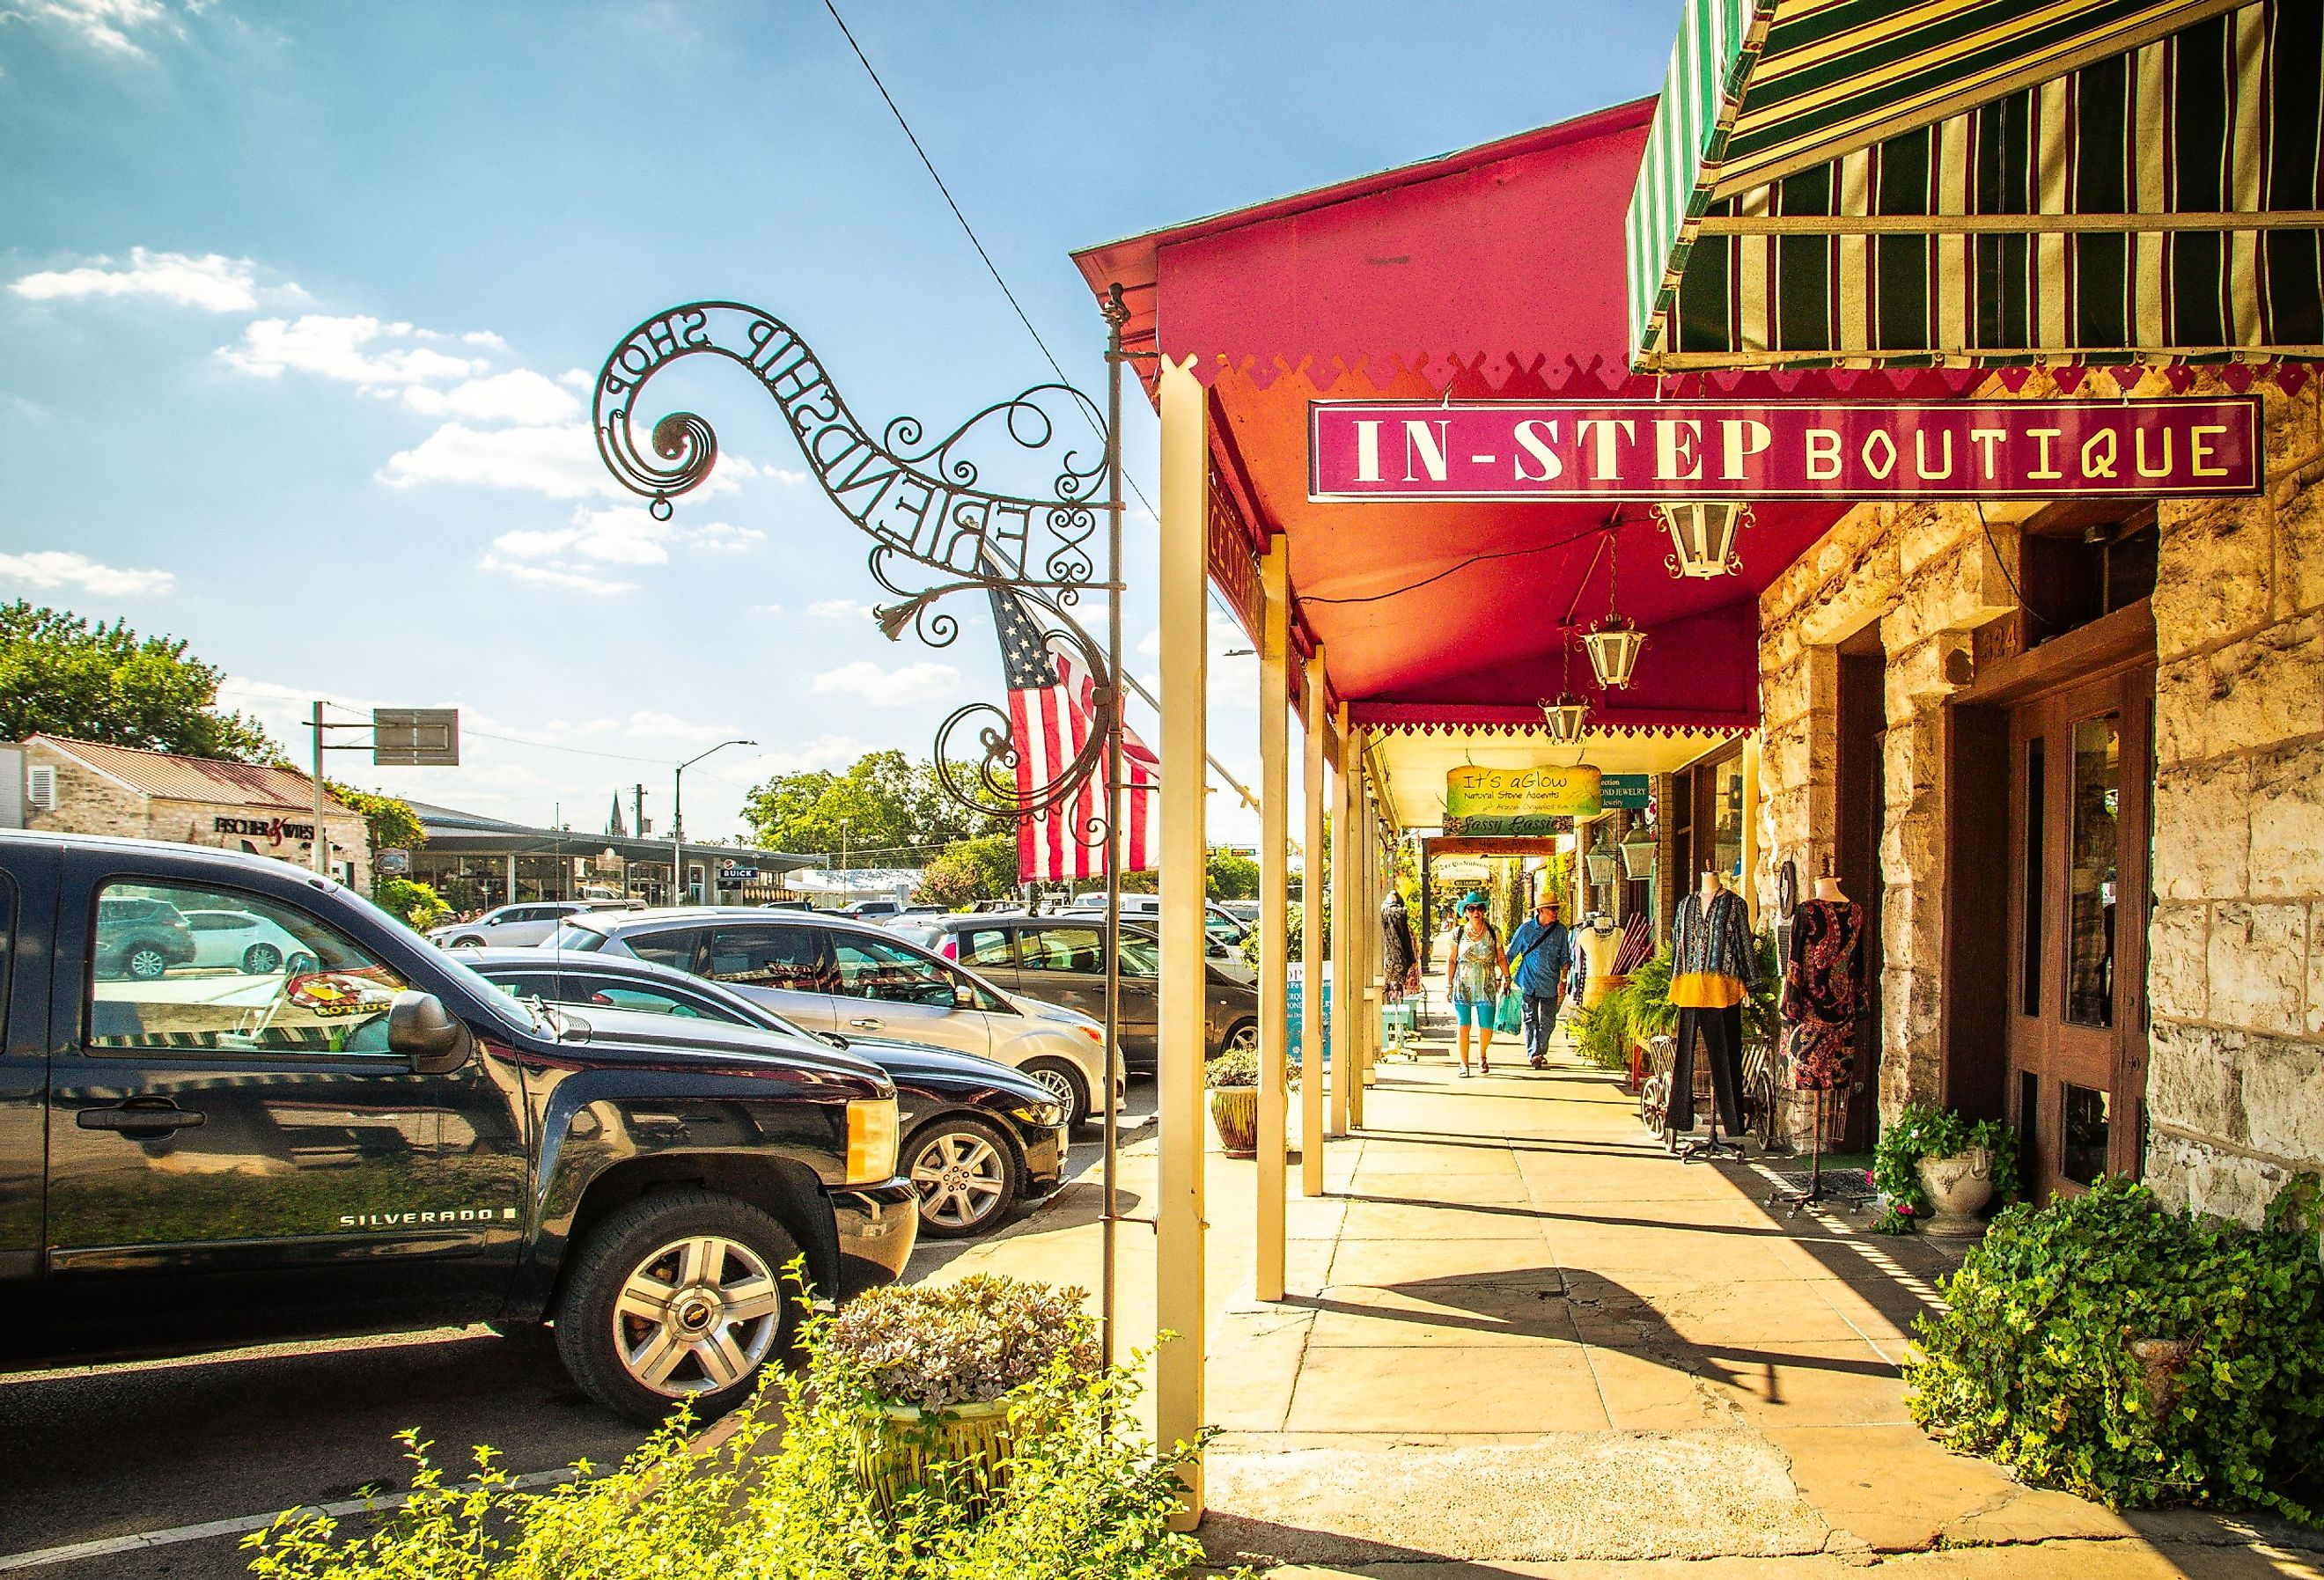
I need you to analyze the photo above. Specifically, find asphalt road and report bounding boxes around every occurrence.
[0,1081,1157,1580]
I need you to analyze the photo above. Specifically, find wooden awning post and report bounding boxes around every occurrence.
[1329,703,1356,1141]
[1156,355,1209,1526]
[1255,544,1291,1303]
[1301,650,1328,1197]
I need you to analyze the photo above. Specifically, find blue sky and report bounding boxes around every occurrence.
[0,0,1679,854]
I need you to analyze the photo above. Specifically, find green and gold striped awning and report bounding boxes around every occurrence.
[1626,0,2322,368]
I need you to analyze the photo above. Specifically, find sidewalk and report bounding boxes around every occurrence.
[921,1025,2322,1577]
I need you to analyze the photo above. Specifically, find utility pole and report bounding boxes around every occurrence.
[840,817,852,910]
[310,701,328,877]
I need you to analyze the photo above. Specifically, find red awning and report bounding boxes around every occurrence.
[1075,99,1975,735]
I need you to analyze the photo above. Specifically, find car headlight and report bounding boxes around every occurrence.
[844,1098,900,1186]
[1013,1099,1068,1129]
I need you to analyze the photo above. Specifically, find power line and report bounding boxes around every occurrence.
[820,0,1224,627]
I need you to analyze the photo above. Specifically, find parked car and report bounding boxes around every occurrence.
[543,908,1120,1128]
[1216,900,1261,926]
[462,950,1068,1239]
[0,831,916,1424]
[92,893,198,980]
[428,899,642,950]
[894,913,1259,1073]
[1061,893,1252,948]
[180,906,320,976]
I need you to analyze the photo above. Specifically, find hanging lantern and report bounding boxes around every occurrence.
[1656,500,1754,578]
[1540,693,1588,742]
[1583,618,1645,689]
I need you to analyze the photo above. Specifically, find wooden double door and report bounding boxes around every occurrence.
[2002,669,2152,1202]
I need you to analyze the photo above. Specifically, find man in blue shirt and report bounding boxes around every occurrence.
[1505,896,1575,1069]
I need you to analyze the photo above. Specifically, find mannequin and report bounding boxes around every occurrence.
[1578,910,1624,1009]
[1666,863,1755,1158]
[1769,857,1867,1210]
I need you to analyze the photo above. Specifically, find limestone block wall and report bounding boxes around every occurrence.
[23,740,371,891]
[1757,496,2018,1119]
[2144,381,2324,1224]
[1755,375,2324,1223]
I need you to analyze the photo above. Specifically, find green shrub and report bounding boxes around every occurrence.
[1573,992,1631,1071]
[246,1279,1215,1579]
[1204,1042,1298,1090]
[1868,1101,2019,1233]
[371,876,450,931]
[1906,1176,2324,1522]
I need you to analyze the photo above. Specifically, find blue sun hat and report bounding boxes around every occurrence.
[1460,890,1489,911]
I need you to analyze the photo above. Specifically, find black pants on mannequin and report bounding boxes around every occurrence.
[1666,1004,1746,1135]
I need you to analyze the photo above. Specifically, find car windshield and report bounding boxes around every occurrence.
[549,922,609,952]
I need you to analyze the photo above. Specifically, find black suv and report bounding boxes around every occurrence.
[0,833,918,1422]
[92,893,197,980]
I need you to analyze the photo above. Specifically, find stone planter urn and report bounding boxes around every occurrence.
[1210,1084,1258,1157]
[1917,1145,1996,1236]
[855,1393,1020,1516]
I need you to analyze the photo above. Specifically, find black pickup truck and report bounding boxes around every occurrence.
[0,831,918,1422]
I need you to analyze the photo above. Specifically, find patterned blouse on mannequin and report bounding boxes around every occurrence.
[1781,898,1867,1089]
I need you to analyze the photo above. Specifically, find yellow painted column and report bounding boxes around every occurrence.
[1300,651,1327,1198]
[1155,355,1208,1523]
[1740,730,1763,928]
[1255,544,1290,1303]
[1348,760,1372,1128]
[1328,703,1354,1140]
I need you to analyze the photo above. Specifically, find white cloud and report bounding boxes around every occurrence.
[809,598,873,621]
[0,548,173,597]
[486,503,755,569]
[737,735,865,776]
[383,422,609,498]
[11,248,261,312]
[769,467,808,486]
[624,710,745,745]
[402,369,579,425]
[7,0,175,55]
[811,659,960,708]
[461,330,508,349]
[474,553,633,596]
[222,314,480,386]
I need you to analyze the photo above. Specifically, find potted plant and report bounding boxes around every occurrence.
[1206,1043,1297,1157]
[822,1274,1098,1515]
[1870,1102,2020,1235]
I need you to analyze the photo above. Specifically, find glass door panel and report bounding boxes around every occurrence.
[2065,713,2122,1029]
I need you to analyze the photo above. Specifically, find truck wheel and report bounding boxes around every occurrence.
[555,1190,800,1426]
[1019,1058,1089,1129]
[126,944,169,981]
[906,1115,1021,1238]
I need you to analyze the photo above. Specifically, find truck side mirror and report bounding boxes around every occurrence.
[388,990,475,1075]
[953,983,978,1010]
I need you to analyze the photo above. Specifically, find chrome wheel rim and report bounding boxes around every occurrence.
[1225,1023,1259,1055]
[1025,1066,1077,1115]
[909,1130,1007,1229]
[245,944,281,974]
[612,1234,781,1398]
[129,948,166,979]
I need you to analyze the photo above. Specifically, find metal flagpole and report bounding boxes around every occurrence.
[1099,283,1129,1370]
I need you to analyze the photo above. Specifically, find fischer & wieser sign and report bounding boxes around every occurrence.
[1308,398,2261,502]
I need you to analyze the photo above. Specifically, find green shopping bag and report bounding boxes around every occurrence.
[1493,988,1525,1034]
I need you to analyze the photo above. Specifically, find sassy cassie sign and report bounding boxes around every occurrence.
[1310,398,2261,502]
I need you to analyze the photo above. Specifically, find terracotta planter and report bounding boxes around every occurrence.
[1210,1084,1258,1157]
[1917,1146,1996,1236]
[855,1393,1019,1516]
[1582,972,1629,1010]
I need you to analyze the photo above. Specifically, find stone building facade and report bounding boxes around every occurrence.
[17,734,371,891]
[1750,374,2324,1223]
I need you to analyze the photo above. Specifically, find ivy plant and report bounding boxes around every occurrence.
[1867,1100,2020,1233]
[1907,1175,2324,1523]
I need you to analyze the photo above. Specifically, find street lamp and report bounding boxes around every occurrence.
[673,739,755,907]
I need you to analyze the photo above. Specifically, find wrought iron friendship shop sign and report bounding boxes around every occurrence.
[1310,397,2262,502]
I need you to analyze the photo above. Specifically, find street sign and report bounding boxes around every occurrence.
[1445,764,1600,834]
[1599,774,1651,809]
[373,709,460,767]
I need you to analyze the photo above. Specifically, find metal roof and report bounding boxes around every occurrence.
[26,735,349,814]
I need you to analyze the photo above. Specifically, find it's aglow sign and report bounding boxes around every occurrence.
[1310,398,2261,502]
[1445,765,1600,835]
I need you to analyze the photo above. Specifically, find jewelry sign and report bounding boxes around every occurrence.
[1310,398,2261,502]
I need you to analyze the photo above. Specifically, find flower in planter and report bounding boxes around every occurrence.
[1204,1044,1298,1091]
[823,1275,1098,1414]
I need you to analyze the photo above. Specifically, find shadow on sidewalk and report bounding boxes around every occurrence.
[1197,1513,1522,1576]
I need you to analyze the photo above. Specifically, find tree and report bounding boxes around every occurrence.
[740,750,1005,861]
[1205,848,1260,901]
[373,877,450,930]
[915,832,1020,908]
[0,602,281,761]
[326,782,426,859]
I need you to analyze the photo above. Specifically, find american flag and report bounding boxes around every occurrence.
[989,584,1157,883]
